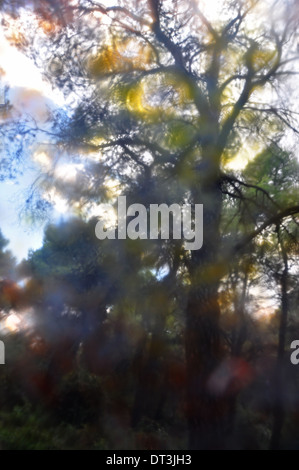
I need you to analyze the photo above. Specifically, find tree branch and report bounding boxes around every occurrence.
[221,173,282,210]
[235,205,299,252]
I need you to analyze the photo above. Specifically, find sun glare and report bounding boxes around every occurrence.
[45,188,69,214]
[199,0,225,22]
[55,163,84,182]
[33,150,52,170]
[253,305,276,321]
[1,308,35,334]
[0,23,64,108]
[4,313,21,332]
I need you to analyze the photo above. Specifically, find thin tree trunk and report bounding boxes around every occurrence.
[232,270,249,357]
[131,328,167,428]
[269,228,289,450]
[227,269,249,437]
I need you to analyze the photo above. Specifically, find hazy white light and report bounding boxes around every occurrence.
[55,163,84,181]
[104,178,122,197]
[0,31,64,106]
[253,306,275,320]
[45,188,69,214]
[199,0,224,22]
[0,34,45,91]
[34,151,52,170]
[5,313,21,332]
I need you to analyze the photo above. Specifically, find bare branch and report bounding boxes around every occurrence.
[244,106,299,134]
[235,205,299,252]
[221,173,282,210]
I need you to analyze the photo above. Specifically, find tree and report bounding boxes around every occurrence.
[0,230,18,312]
[239,146,299,449]
[1,0,299,449]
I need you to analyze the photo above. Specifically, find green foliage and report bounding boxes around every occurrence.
[244,146,299,206]
[0,402,109,450]
[56,370,103,427]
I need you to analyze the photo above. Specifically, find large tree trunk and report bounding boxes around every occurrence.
[185,285,225,449]
[185,175,228,449]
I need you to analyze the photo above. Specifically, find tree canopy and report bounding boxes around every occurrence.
[0,0,299,450]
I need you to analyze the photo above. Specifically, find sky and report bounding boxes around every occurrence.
[0,30,66,261]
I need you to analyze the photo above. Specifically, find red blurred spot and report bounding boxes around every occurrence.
[207,358,254,396]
